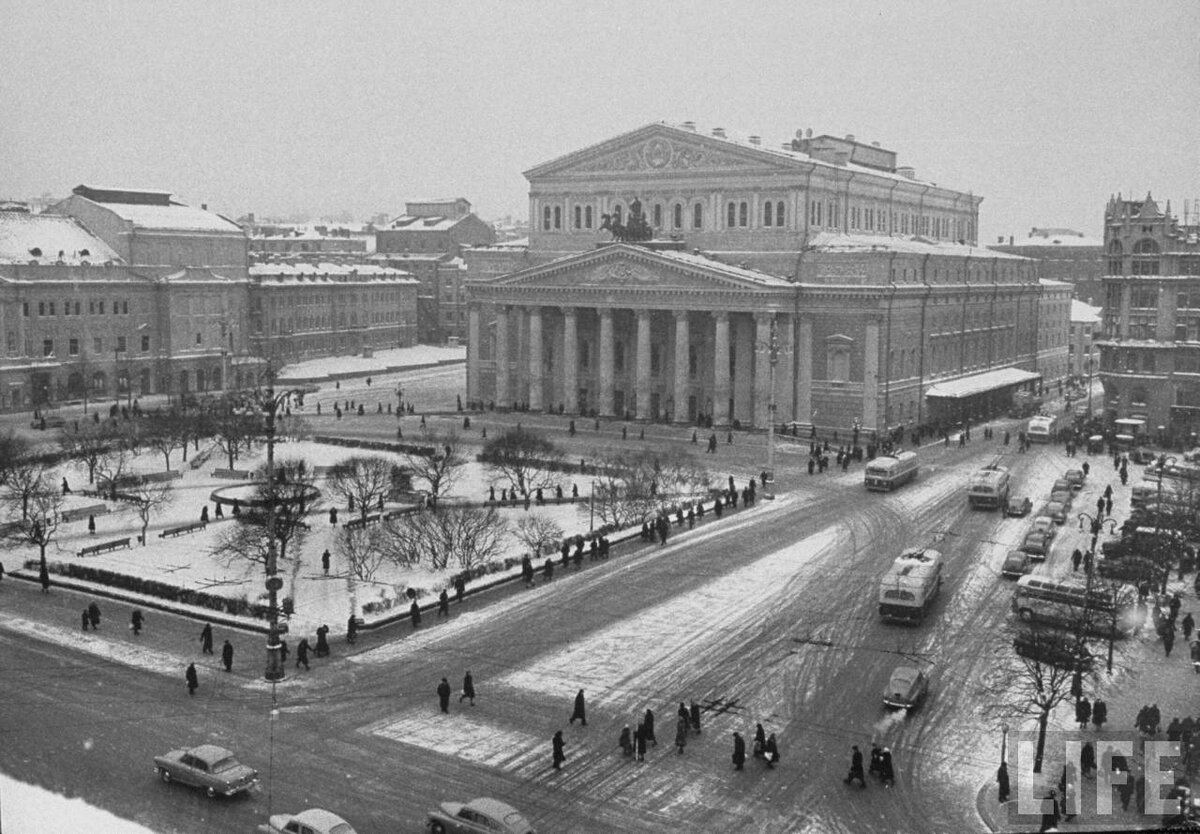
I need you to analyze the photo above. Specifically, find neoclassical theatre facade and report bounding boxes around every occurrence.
[465,123,1069,432]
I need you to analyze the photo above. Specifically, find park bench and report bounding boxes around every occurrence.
[159,521,208,539]
[78,537,131,557]
[212,468,253,480]
[61,504,111,524]
[343,514,381,530]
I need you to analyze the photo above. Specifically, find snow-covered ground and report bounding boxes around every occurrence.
[276,344,464,383]
[0,772,157,834]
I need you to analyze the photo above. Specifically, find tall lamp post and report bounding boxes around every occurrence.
[1154,455,1179,595]
[755,317,787,500]
[1077,510,1119,673]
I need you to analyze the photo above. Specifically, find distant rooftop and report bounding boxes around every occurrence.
[0,210,122,265]
[1071,299,1102,325]
[808,232,1029,260]
[998,228,1104,248]
[250,262,417,283]
[67,185,242,233]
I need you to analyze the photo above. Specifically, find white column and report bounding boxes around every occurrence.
[562,307,577,414]
[528,306,544,412]
[797,314,813,425]
[599,308,615,416]
[776,313,795,422]
[713,311,730,425]
[673,310,690,423]
[733,315,753,424]
[466,305,481,403]
[863,318,880,431]
[494,305,510,407]
[754,312,773,427]
[636,309,651,419]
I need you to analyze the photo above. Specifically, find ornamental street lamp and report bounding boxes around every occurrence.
[1077,510,1120,673]
[754,317,789,499]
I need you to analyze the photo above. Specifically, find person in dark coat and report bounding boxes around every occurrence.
[316,624,330,657]
[1075,696,1092,730]
[764,733,779,768]
[643,709,656,746]
[678,702,690,725]
[552,730,566,770]
[569,689,587,725]
[278,639,289,665]
[200,622,214,654]
[997,761,1011,803]
[635,723,647,761]
[690,701,702,733]
[1092,698,1107,730]
[731,732,746,770]
[185,662,199,696]
[675,714,689,754]
[753,723,766,758]
[296,638,310,670]
[221,640,234,672]
[321,549,331,575]
[460,671,475,705]
[1184,612,1195,641]
[130,609,144,635]
[1081,741,1096,776]
[347,614,358,644]
[410,599,422,630]
[844,745,866,786]
[619,726,633,757]
[87,515,96,535]
[869,744,884,777]
[87,601,101,630]
[521,555,535,587]
[437,677,452,713]
[879,748,895,786]
[39,562,50,592]
[81,608,89,631]
[437,589,450,619]
[543,558,553,582]
[329,507,338,525]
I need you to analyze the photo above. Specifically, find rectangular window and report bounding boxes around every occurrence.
[23,302,29,316]
[75,301,81,315]
[93,337,102,353]
[123,300,129,314]
[99,301,105,314]
[69,338,79,356]
[6,330,15,354]
[38,301,45,316]
[141,334,150,352]
[196,332,203,344]
[43,339,53,357]
[49,302,55,316]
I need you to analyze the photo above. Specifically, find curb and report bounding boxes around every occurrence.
[279,357,465,385]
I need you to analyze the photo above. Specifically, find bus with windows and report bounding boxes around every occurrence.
[879,548,944,624]
[967,464,1010,510]
[1011,575,1138,637]
[1027,415,1057,444]
[864,451,920,492]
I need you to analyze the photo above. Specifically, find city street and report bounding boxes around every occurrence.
[0,385,1119,833]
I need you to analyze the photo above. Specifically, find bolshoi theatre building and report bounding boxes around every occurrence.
[464,122,1069,435]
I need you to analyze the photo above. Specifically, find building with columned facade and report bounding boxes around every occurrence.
[465,122,1069,436]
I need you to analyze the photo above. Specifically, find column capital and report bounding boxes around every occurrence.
[712,310,729,323]
[599,307,613,320]
[674,309,690,322]
[560,305,577,319]
[754,310,776,324]
[636,308,652,321]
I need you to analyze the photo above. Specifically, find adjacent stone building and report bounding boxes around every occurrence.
[990,227,1104,304]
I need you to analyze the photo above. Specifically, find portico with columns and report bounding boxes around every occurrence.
[467,244,796,427]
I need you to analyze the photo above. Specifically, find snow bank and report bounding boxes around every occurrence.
[0,771,158,834]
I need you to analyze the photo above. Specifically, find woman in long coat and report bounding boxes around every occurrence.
[552,731,566,770]
[675,714,689,754]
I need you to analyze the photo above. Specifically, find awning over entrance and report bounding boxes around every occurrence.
[924,367,1041,400]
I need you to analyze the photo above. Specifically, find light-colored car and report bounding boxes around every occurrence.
[882,665,930,709]
[1021,530,1051,558]
[258,809,357,834]
[1045,500,1068,525]
[1050,489,1073,509]
[1030,515,1056,540]
[1001,550,1033,578]
[427,798,536,834]
[1052,478,1073,494]
[1005,496,1033,517]
[153,744,258,798]
[1064,469,1085,490]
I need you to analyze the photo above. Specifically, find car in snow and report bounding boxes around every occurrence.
[1021,530,1052,559]
[1013,631,1094,670]
[1050,489,1073,509]
[1005,496,1033,517]
[258,809,357,834]
[1064,469,1085,490]
[882,665,930,709]
[427,797,536,834]
[1001,550,1033,578]
[1030,515,1056,540]
[1045,500,1069,525]
[153,744,258,798]
[1052,478,1073,495]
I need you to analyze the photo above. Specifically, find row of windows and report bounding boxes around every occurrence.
[21,333,152,359]
[23,299,132,317]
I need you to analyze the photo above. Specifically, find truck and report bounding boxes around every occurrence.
[879,548,944,623]
[1026,414,1057,444]
[967,464,1011,510]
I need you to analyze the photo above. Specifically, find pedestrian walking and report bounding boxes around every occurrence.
[410,599,422,630]
[347,614,358,644]
[278,638,289,665]
[460,671,475,705]
[1071,549,1083,572]
[1092,698,1108,730]
[643,709,656,746]
[81,608,89,631]
[521,555,535,587]
[1184,612,1195,641]
[437,677,451,713]
[87,601,101,630]
[296,638,310,670]
[844,745,866,787]
[130,609,144,635]
[1164,628,1175,656]
[635,723,647,762]
[87,515,95,535]
[221,640,234,672]
[731,732,746,771]
[569,689,587,725]
[185,662,199,696]
[543,558,553,582]
[437,589,450,619]
[1075,696,1092,730]
[753,723,766,758]
[1040,789,1061,833]
[321,549,331,575]
[552,730,566,770]
[316,624,330,657]
[675,714,689,754]
[619,726,633,757]
[997,761,1011,802]
[764,733,779,768]
[879,748,895,786]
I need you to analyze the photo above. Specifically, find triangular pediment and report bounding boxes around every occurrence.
[490,244,791,293]
[525,124,802,180]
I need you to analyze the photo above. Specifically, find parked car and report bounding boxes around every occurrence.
[1021,530,1052,558]
[1052,478,1072,494]
[427,797,536,834]
[1050,489,1073,509]
[1130,448,1157,465]
[153,744,258,798]
[1045,500,1068,525]
[1013,631,1093,670]
[259,809,356,834]
[1030,515,1056,540]
[1064,469,1085,490]
[1005,496,1033,517]
[882,665,930,709]
[1001,550,1033,578]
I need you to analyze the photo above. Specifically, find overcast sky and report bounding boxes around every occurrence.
[3,1,1198,242]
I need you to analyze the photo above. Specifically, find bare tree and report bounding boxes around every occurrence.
[327,456,398,522]
[402,431,467,500]
[378,506,506,571]
[212,458,319,572]
[513,515,565,558]
[59,421,118,484]
[5,460,46,521]
[209,396,261,470]
[141,411,186,471]
[4,478,64,571]
[0,430,29,488]
[125,480,175,546]
[335,524,388,582]
[587,449,662,529]
[480,427,563,501]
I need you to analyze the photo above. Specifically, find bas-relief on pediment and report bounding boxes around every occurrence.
[514,259,732,291]
[572,136,762,174]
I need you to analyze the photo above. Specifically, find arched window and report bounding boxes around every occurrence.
[613,204,623,224]
[542,206,551,231]
[673,203,683,229]
[585,206,593,229]
[739,202,748,227]
[1108,240,1123,255]
[653,203,663,228]
[1133,239,1159,254]
[763,202,773,227]
[693,203,703,229]
[776,201,785,227]
[574,205,582,229]
[553,206,562,230]
[727,202,736,227]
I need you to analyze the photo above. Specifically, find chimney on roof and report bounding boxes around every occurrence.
[782,142,793,150]
[1009,236,1014,246]
[681,120,696,132]
[872,141,881,147]
[897,166,916,179]
[997,236,1005,244]
[712,127,726,138]
[845,134,855,143]
[806,128,813,138]
[749,135,761,146]
[201,203,207,211]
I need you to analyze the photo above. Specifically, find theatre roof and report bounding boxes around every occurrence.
[0,211,122,265]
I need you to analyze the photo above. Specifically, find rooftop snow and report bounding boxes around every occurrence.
[925,367,1041,399]
[1071,300,1102,324]
[384,215,465,232]
[654,248,793,286]
[0,212,122,264]
[1009,230,1104,248]
[77,197,243,233]
[250,262,416,282]
[807,232,1029,260]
